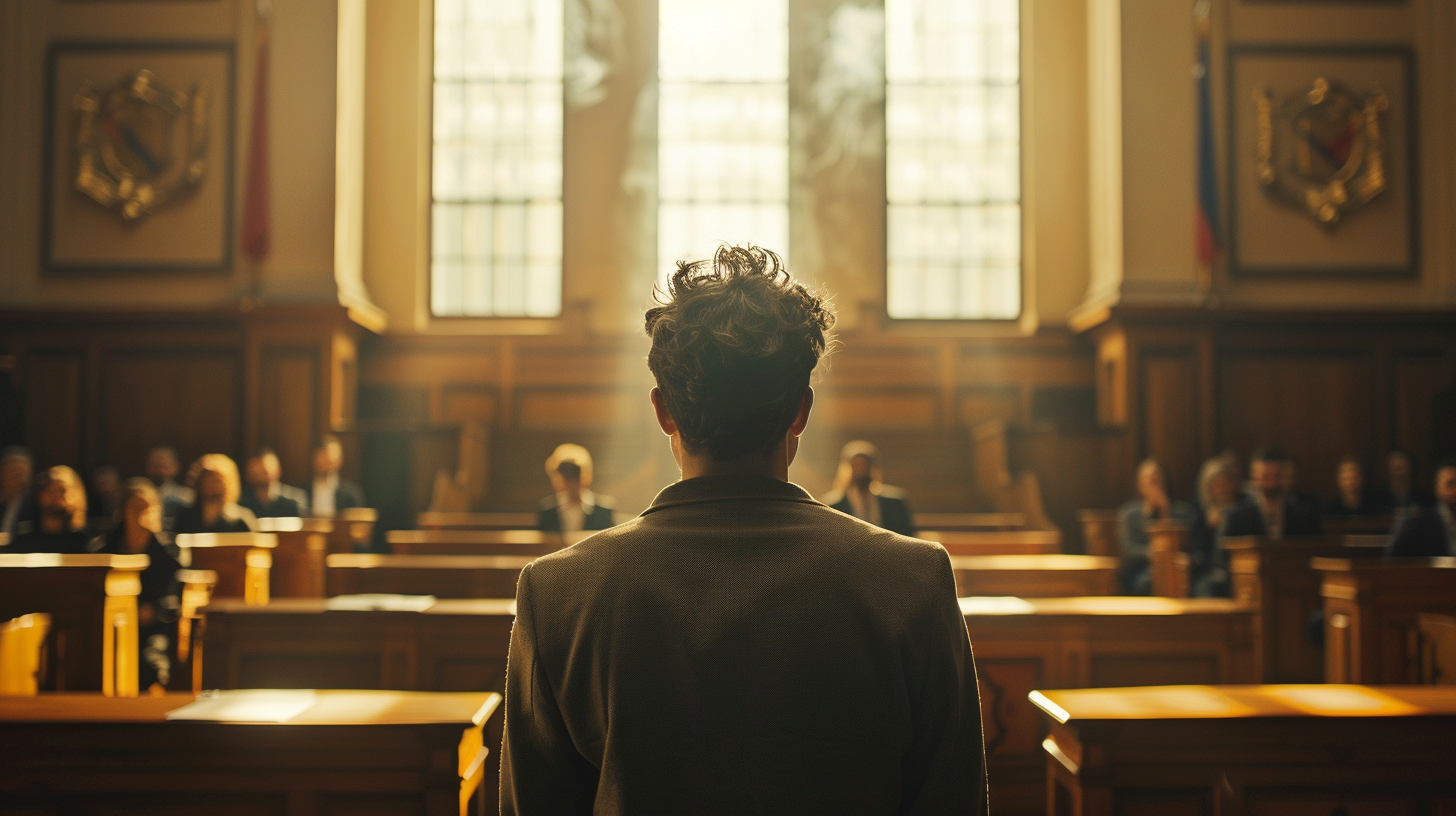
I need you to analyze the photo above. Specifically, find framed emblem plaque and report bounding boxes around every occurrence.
[43,42,235,273]
[1227,45,1417,277]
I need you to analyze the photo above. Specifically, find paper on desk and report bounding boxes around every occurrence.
[165,689,317,723]
[324,594,437,612]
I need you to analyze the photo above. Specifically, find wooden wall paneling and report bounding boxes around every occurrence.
[812,388,940,430]
[1217,351,1374,499]
[514,386,652,432]
[1391,352,1454,477]
[22,350,83,470]
[1139,348,1201,500]
[101,351,243,477]
[259,348,320,486]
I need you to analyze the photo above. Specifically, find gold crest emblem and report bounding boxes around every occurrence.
[1254,77,1387,226]
[73,69,210,221]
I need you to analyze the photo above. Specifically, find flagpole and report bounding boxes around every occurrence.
[241,0,271,305]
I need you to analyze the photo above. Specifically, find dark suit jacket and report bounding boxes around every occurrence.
[500,475,987,815]
[1385,508,1453,557]
[334,479,365,512]
[1222,498,1323,538]
[1321,488,1393,519]
[240,483,309,519]
[537,495,615,533]
[826,488,917,537]
[5,529,92,554]
[172,503,258,534]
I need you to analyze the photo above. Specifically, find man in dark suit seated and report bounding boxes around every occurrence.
[309,435,365,517]
[821,439,916,537]
[240,448,310,518]
[0,446,37,537]
[536,444,615,534]
[1223,449,1323,539]
[1322,454,1392,519]
[1384,449,1435,524]
[500,245,987,815]
[1386,460,1456,557]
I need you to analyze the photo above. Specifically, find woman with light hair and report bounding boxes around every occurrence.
[7,465,90,553]
[173,453,258,534]
[89,478,183,690]
[822,440,916,537]
[1187,455,1248,598]
[538,444,616,534]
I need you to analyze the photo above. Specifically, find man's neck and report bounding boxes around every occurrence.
[678,449,789,482]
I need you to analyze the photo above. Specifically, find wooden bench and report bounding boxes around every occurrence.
[1223,535,1383,682]
[327,507,377,554]
[386,528,574,557]
[1034,684,1456,815]
[1316,556,1456,684]
[1076,508,1120,557]
[1145,519,1191,598]
[0,553,146,695]
[0,690,500,815]
[417,511,537,531]
[964,596,1255,816]
[326,553,534,599]
[914,512,1029,531]
[949,555,1118,597]
[256,517,332,598]
[919,530,1061,555]
[176,532,275,605]
[1417,613,1456,685]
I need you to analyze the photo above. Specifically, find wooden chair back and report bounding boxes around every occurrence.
[0,613,50,696]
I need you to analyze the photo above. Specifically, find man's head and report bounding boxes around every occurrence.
[145,446,180,486]
[313,436,344,477]
[1249,449,1288,500]
[1435,459,1456,509]
[839,440,881,490]
[245,449,281,491]
[0,446,32,502]
[545,444,592,498]
[645,246,834,469]
[1336,455,1363,496]
[1388,449,1414,493]
[1135,459,1167,501]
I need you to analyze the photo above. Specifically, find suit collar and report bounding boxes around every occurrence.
[644,475,820,515]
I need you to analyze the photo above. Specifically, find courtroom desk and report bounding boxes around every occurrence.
[256,517,332,598]
[963,596,1256,816]
[417,511,537,531]
[915,511,1028,531]
[200,597,516,692]
[1077,508,1120,557]
[327,553,534,598]
[0,553,146,694]
[949,555,1117,597]
[1223,535,1382,683]
[1032,684,1456,816]
[1417,613,1456,684]
[386,528,575,557]
[920,530,1062,555]
[0,689,500,816]
[176,532,275,604]
[328,507,377,554]
[1315,556,1456,684]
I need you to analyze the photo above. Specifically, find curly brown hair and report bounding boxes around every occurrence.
[645,245,835,461]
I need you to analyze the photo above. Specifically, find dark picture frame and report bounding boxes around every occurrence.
[42,41,236,274]
[1226,44,1418,278]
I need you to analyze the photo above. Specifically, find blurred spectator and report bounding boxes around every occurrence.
[822,440,915,537]
[1322,455,1392,519]
[1116,459,1197,595]
[7,465,91,553]
[173,454,258,534]
[0,446,35,537]
[86,465,121,534]
[1383,449,1434,524]
[240,448,309,518]
[146,446,195,530]
[1385,460,1456,557]
[538,444,616,534]
[310,435,364,517]
[1223,450,1323,539]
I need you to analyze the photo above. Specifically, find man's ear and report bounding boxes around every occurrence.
[788,387,814,438]
[650,387,678,437]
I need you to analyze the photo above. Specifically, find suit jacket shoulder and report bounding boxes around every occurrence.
[1387,511,1450,558]
[1222,503,1266,537]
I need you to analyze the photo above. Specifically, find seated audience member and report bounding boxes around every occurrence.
[85,465,121,535]
[1188,456,1247,597]
[145,445,195,530]
[1386,460,1456,557]
[1116,458,1197,595]
[1384,449,1435,524]
[89,478,182,690]
[822,440,916,537]
[1279,455,1320,518]
[537,444,615,534]
[1322,455,1392,519]
[173,454,258,534]
[0,446,36,536]
[500,246,987,814]
[240,448,309,518]
[7,466,91,553]
[1223,450,1323,539]
[309,435,364,517]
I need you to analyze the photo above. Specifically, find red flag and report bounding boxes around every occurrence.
[241,29,270,263]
